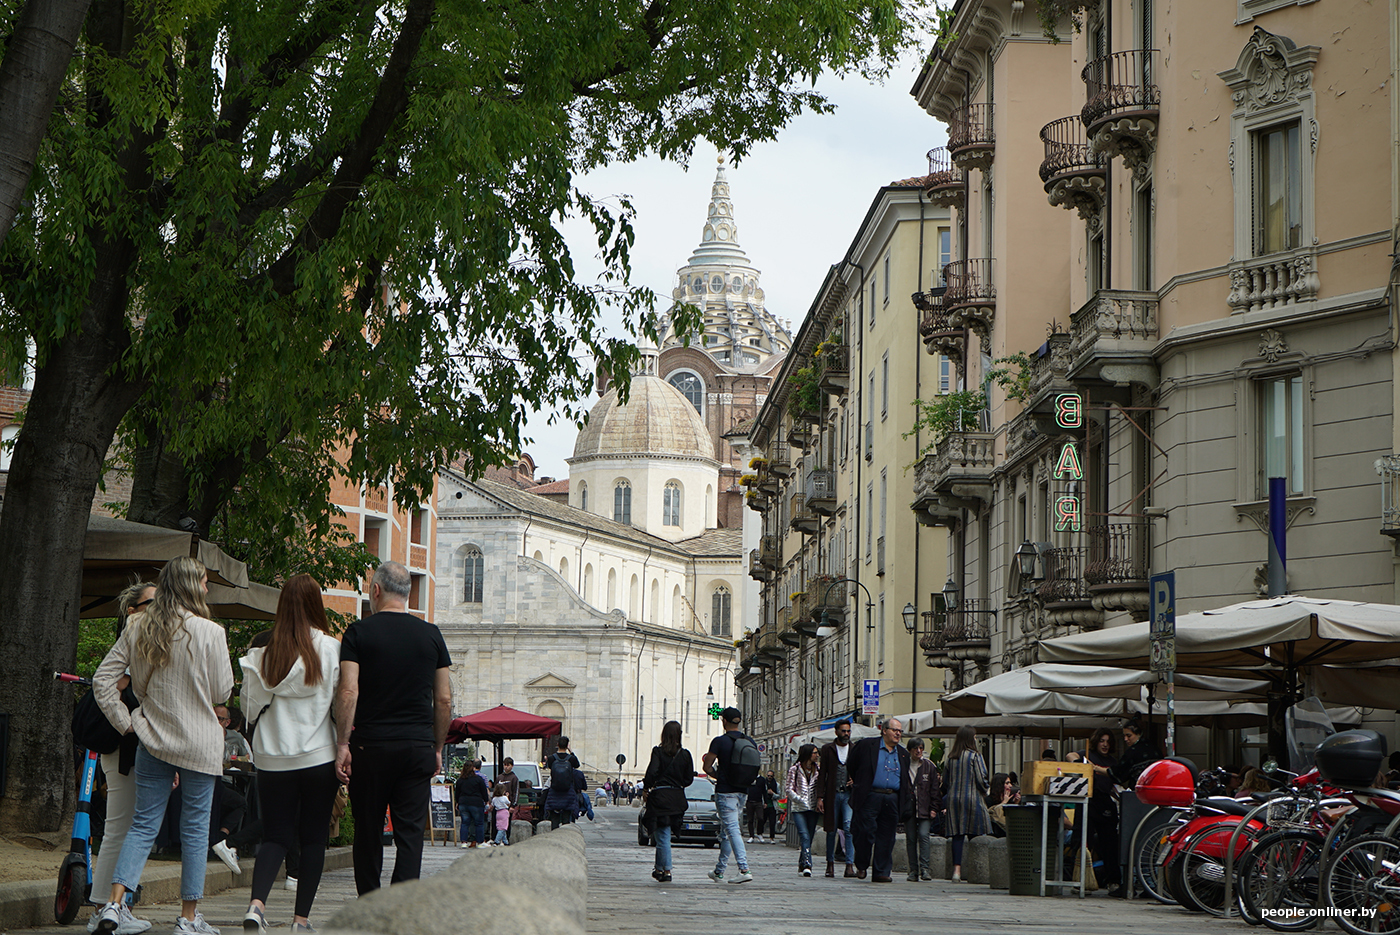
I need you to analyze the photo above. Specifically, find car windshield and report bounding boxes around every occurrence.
[686,777,716,802]
[479,763,542,789]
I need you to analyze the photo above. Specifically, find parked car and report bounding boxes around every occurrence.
[637,776,719,848]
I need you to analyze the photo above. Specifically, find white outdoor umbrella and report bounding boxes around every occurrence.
[1027,664,1271,701]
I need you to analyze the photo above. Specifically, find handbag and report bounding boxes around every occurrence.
[72,685,138,755]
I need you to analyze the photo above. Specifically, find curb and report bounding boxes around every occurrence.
[0,848,354,931]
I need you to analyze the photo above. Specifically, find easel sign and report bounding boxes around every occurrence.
[428,782,457,846]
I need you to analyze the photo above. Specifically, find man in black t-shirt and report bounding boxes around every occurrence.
[701,708,754,883]
[335,561,453,895]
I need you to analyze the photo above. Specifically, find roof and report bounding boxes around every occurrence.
[529,478,570,496]
[467,478,741,558]
[571,375,716,462]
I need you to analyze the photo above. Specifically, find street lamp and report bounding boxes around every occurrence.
[942,575,959,612]
[1014,539,1039,585]
[901,602,917,634]
[815,577,877,638]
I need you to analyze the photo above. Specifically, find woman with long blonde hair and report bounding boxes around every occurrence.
[94,557,233,935]
[239,575,340,934]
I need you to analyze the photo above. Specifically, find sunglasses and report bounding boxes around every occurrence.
[133,599,153,609]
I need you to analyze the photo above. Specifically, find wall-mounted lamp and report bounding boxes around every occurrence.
[901,602,917,634]
[942,576,959,612]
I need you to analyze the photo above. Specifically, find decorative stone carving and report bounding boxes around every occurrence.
[1258,329,1288,362]
[1227,251,1320,313]
[1219,28,1320,115]
[1046,174,1106,222]
[1236,498,1315,535]
[1089,118,1157,182]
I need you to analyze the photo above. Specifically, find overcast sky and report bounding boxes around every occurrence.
[522,53,950,481]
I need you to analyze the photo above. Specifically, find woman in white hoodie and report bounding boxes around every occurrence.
[238,576,341,935]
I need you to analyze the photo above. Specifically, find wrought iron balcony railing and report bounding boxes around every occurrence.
[1085,522,1150,588]
[925,146,966,207]
[942,259,996,335]
[1081,50,1161,132]
[948,103,995,171]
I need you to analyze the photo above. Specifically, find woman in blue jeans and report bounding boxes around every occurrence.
[94,557,235,935]
[785,744,821,877]
[642,721,693,883]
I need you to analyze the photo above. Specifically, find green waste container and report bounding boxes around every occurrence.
[1004,803,1062,896]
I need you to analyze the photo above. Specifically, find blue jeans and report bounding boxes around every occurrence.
[714,792,748,875]
[792,810,818,869]
[653,823,672,872]
[113,747,217,901]
[825,790,853,864]
[459,804,485,844]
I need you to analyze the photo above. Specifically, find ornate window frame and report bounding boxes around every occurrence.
[1232,329,1316,529]
[667,369,705,414]
[1237,0,1319,26]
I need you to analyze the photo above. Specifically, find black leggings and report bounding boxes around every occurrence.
[252,762,339,918]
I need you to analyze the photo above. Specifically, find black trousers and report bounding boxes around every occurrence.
[252,762,338,917]
[348,740,436,895]
[852,792,899,878]
[1088,799,1121,886]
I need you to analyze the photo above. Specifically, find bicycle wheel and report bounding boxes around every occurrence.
[1322,833,1400,935]
[1239,829,1324,932]
[1179,823,1257,916]
[1137,824,1179,905]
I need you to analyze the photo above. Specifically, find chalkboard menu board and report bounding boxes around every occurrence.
[429,783,455,831]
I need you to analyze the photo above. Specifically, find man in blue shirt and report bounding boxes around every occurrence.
[846,718,911,882]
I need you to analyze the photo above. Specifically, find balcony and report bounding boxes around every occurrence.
[920,622,951,667]
[1226,249,1321,314]
[778,607,804,646]
[806,468,837,516]
[1380,455,1400,537]
[818,344,849,396]
[790,492,819,534]
[1024,332,1075,412]
[943,259,996,337]
[916,287,964,364]
[756,621,785,661]
[769,450,792,479]
[787,424,813,451]
[1068,290,1159,389]
[945,600,994,663]
[759,535,777,569]
[809,575,846,628]
[748,548,771,583]
[948,103,995,173]
[924,146,966,209]
[1037,546,1104,628]
[744,489,770,514]
[1085,521,1151,620]
[1040,115,1106,221]
[1082,50,1160,178]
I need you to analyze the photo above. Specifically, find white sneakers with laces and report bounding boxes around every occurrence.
[212,840,240,874]
[91,903,150,935]
[174,912,221,935]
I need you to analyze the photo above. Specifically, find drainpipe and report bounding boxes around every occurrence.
[639,543,653,623]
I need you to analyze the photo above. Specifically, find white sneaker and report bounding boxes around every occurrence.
[88,908,102,933]
[730,870,754,884]
[706,869,724,883]
[212,840,240,874]
[94,902,123,935]
[746,836,755,843]
[174,913,221,935]
[801,867,812,877]
[284,876,298,892]
[116,905,152,935]
[242,905,267,935]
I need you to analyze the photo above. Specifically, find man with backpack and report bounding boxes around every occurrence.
[545,737,582,829]
[701,707,759,884]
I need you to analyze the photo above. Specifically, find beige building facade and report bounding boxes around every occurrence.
[733,185,953,769]
[910,0,1400,760]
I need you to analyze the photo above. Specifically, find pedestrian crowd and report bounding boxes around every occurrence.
[87,560,453,935]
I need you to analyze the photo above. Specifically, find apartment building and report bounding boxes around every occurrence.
[734,184,952,765]
[910,0,1398,755]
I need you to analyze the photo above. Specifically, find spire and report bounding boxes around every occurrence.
[686,155,754,268]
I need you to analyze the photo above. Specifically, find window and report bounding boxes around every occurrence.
[940,357,951,394]
[584,563,595,603]
[882,255,890,305]
[607,568,618,611]
[869,280,877,328]
[982,179,994,258]
[364,518,387,559]
[579,482,587,512]
[463,548,483,603]
[1134,184,1154,291]
[937,229,951,285]
[878,597,885,670]
[711,586,732,637]
[668,371,704,413]
[865,484,874,559]
[1255,123,1301,255]
[881,353,889,419]
[663,481,682,526]
[629,574,639,619]
[1260,374,1305,496]
[410,507,428,545]
[0,425,17,471]
[614,480,632,525]
[879,471,887,538]
[409,573,425,611]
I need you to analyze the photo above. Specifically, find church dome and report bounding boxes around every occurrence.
[571,375,716,462]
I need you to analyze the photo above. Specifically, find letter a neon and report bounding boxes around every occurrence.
[1054,443,1083,480]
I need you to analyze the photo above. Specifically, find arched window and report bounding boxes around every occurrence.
[628,574,640,620]
[578,481,587,512]
[584,563,595,603]
[532,549,543,561]
[649,579,660,623]
[463,548,484,603]
[672,585,683,626]
[663,481,682,526]
[668,371,704,413]
[711,585,732,638]
[607,568,618,611]
[559,556,569,581]
[614,480,632,525]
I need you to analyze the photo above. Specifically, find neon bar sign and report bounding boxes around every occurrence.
[1053,393,1083,532]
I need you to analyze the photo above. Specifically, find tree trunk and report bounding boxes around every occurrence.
[0,262,143,833]
[0,0,94,244]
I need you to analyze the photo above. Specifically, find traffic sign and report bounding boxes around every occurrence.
[862,679,880,715]
[1149,571,1176,674]
[615,753,626,766]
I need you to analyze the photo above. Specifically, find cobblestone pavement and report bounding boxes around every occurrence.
[578,804,1257,935]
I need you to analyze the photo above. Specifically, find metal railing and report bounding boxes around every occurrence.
[1381,455,1400,536]
[1039,115,1105,183]
[1037,546,1093,604]
[1082,50,1161,130]
[949,103,995,153]
[1085,522,1150,586]
[926,145,964,187]
[943,259,996,309]
[805,468,836,502]
[945,600,994,644]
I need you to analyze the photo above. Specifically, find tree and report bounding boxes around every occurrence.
[0,0,924,832]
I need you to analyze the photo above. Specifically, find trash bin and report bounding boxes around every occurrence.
[1005,803,1061,896]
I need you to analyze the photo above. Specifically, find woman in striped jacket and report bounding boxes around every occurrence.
[785,744,822,877]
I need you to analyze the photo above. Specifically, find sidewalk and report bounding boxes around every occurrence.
[1,844,462,935]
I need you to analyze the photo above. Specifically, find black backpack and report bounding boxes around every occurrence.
[726,734,762,789]
[549,753,574,792]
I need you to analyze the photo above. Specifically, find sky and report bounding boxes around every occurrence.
[522,52,950,481]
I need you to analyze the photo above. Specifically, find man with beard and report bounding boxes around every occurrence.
[817,719,855,878]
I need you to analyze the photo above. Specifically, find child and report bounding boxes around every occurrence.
[491,783,511,846]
